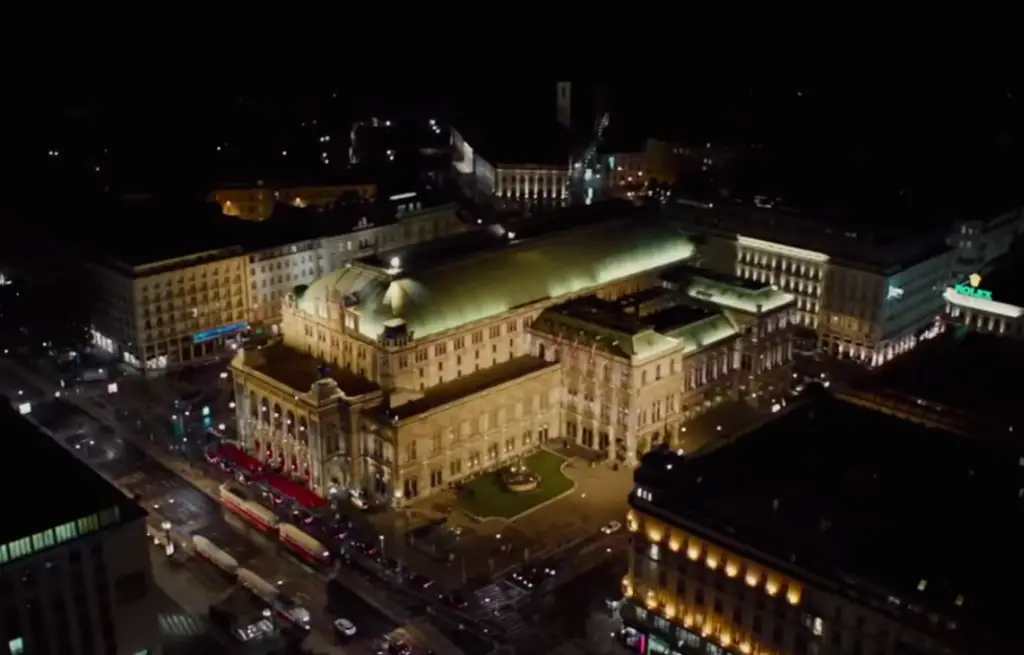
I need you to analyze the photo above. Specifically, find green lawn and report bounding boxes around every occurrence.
[456,450,573,519]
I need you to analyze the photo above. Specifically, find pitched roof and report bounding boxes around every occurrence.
[297,219,697,340]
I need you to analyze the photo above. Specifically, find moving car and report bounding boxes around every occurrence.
[333,618,357,638]
[407,573,435,590]
[601,520,622,534]
[445,592,469,610]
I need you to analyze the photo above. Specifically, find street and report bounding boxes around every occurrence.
[0,362,440,655]
[2,346,757,654]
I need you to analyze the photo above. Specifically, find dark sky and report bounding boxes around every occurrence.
[5,82,1022,215]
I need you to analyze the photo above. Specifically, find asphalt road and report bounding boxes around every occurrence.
[6,354,614,651]
[1,364,415,654]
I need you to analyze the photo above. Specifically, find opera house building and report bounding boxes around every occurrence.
[229,219,797,506]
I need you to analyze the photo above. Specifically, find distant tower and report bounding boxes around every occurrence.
[556,81,572,129]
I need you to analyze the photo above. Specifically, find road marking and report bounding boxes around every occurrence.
[117,472,147,486]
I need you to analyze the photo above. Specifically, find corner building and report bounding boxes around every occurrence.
[620,394,1019,655]
[230,219,796,505]
[529,267,795,464]
[0,404,157,655]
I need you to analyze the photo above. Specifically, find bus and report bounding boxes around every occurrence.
[219,484,279,533]
[192,535,239,575]
[267,476,329,511]
[208,443,265,479]
[278,524,331,567]
[236,568,311,631]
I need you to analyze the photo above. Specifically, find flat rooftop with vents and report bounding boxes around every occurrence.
[659,264,796,315]
[634,393,1022,653]
[0,402,145,559]
[235,341,380,398]
[847,330,1024,436]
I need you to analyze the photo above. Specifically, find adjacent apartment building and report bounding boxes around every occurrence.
[669,200,960,366]
[210,177,377,221]
[85,200,465,371]
[0,403,157,655]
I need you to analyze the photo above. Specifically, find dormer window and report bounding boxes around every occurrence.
[636,487,653,502]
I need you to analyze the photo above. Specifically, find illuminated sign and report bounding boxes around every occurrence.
[887,285,904,300]
[193,322,248,344]
[954,273,993,301]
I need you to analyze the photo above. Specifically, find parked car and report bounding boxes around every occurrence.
[601,520,622,534]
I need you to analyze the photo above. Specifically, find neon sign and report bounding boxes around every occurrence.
[954,273,993,301]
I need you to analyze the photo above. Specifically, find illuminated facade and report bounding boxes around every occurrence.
[87,206,465,371]
[247,204,465,330]
[452,128,570,210]
[230,219,800,505]
[943,270,1024,338]
[620,397,1015,655]
[86,247,251,371]
[675,206,954,367]
[212,181,377,221]
[622,503,809,655]
[230,220,698,504]
[529,276,796,464]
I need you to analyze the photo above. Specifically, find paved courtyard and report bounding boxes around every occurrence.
[377,391,791,588]
[372,446,635,586]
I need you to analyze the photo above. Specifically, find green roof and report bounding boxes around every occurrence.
[298,220,696,340]
[532,296,741,364]
[664,314,739,354]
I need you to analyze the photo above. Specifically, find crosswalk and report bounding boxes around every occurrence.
[474,580,528,608]
[116,471,147,486]
[473,580,533,636]
[158,612,206,639]
[487,609,531,638]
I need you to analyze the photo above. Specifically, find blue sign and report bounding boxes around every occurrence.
[193,322,248,344]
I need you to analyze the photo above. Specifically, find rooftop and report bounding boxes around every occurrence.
[71,195,244,268]
[635,394,1021,653]
[0,402,145,549]
[945,252,1024,313]
[296,218,697,340]
[660,264,796,314]
[241,341,380,398]
[858,330,1024,430]
[214,169,377,191]
[377,356,556,423]
[532,289,739,361]
[666,198,956,272]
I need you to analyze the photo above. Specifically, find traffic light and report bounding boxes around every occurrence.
[173,399,180,409]
[172,419,184,440]
[202,415,212,430]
